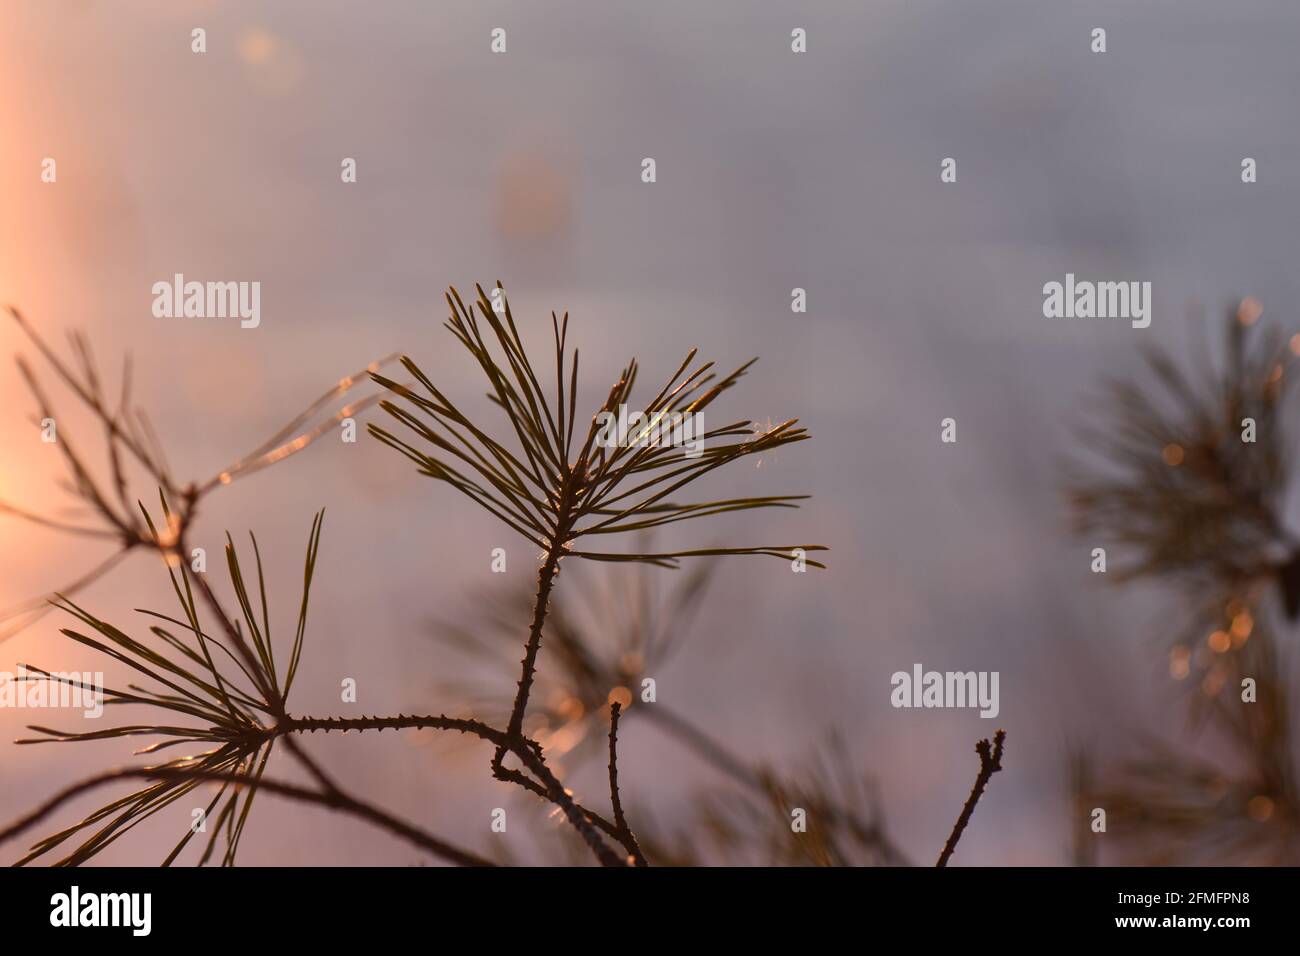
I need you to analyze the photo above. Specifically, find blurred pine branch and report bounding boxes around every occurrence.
[1067,300,1300,865]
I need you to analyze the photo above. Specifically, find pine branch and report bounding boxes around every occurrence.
[0,766,492,867]
[937,730,1005,868]
[371,283,827,861]
[0,305,396,645]
[8,283,829,868]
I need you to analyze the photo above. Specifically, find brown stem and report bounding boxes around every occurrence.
[183,518,621,866]
[280,712,512,743]
[491,762,626,866]
[279,713,626,867]
[279,735,342,795]
[494,545,563,770]
[493,467,583,771]
[1,766,492,867]
[607,702,646,866]
[174,564,508,867]
[936,729,1006,867]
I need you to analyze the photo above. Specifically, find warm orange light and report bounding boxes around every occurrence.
[1162,444,1184,466]
[1208,630,1231,653]
[554,695,584,720]
[1247,795,1275,822]
[1237,297,1263,326]
[606,686,633,709]
[239,29,277,65]
[1169,645,1190,680]
[1230,612,1253,641]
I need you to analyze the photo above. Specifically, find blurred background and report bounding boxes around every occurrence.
[2,0,1299,865]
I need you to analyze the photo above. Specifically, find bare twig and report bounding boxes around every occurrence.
[0,305,395,647]
[607,702,646,866]
[936,729,1006,868]
[273,714,628,867]
[0,766,492,867]
[494,541,567,772]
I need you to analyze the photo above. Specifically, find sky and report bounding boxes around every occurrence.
[2,0,1299,865]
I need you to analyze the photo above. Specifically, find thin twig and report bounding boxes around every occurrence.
[280,736,342,796]
[607,702,647,866]
[278,713,627,866]
[494,544,566,771]
[0,766,492,867]
[936,729,1005,868]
